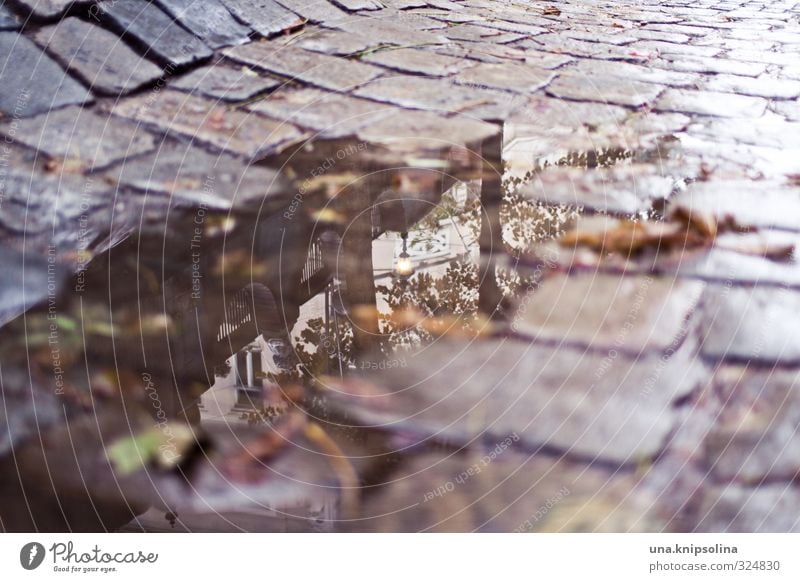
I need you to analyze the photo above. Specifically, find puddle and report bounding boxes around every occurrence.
[0,123,713,532]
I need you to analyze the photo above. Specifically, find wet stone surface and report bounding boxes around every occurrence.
[111,89,307,159]
[106,140,290,211]
[513,273,704,354]
[170,61,281,101]
[223,43,384,92]
[362,48,470,77]
[546,73,664,108]
[220,0,306,38]
[13,0,81,18]
[0,105,157,171]
[654,88,768,118]
[0,3,19,30]
[3,0,800,534]
[99,0,214,68]
[695,484,800,533]
[704,366,800,483]
[33,18,164,96]
[453,62,555,93]
[247,87,394,138]
[0,32,92,117]
[699,285,800,365]
[515,164,676,215]
[324,338,708,466]
[154,0,251,49]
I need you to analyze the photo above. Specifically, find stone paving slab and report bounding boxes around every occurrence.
[223,43,384,92]
[33,18,164,96]
[705,366,800,483]
[453,62,554,93]
[13,0,83,18]
[514,165,676,216]
[0,32,92,117]
[513,273,704,355]
[355,108,498,153]
[565,59,701,88]
[0,105,157,171]
[111,89,307,159]
[695,484,800,532]
[99,0,214,68]
[702,74,800,99]
[699,284,800,365]
[273,0,348,23]
[154,0,251,49]
[654,88,768,118]
[345,451,663,532]
[106,140,291,211]
[546,73,664,107]
[292,27,377,56]
[247,87,394,138]
[362,47,472,77]
[220,0,306,38]
[170,61,281,101]
[354,75,502,114]
[324,337,708,466]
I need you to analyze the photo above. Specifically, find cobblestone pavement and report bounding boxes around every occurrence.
[1,0,800,532]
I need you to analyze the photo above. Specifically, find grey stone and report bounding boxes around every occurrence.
[630,40,722,58]
[695,484,800,532]
[12,0,84,18]
[355,108,497,152]
[155,0,251,48]
[699,284,800,365]
[224,43,383,92]
[107,140,291,211]
[523,35,652,62]
[703,74,800,100]
[33,18,164,96]
[705,366,800,483]
[273,0,348,23]
[330,0,382,10]
[0,105,156,171]
[0,2,19,29]
[324,338,708,465]
[220,0,306,37]
[654,89,767,118]
[507,94,630,127]
[513,273,704,354]
[293,27,375,56]
[332,15,449,47]
[248,87,394,138]
[546,74,664,107]
[515,164,676,215]
[652,55,766,77]
[98,0,213,68]
[0,32,91,117]
[453,62,554,93]
[567,59,700,88]
[363,48,470,77]
[171,62,281,101]
[772,100,800,123]
[727,49,798,67]
[111,89,306,159]
[354,76,500,114]
[346,452,663,532]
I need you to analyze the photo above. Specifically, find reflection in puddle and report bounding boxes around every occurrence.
[1,123,692,532]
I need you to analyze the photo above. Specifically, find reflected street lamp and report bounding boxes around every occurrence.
[393,231,415,281]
